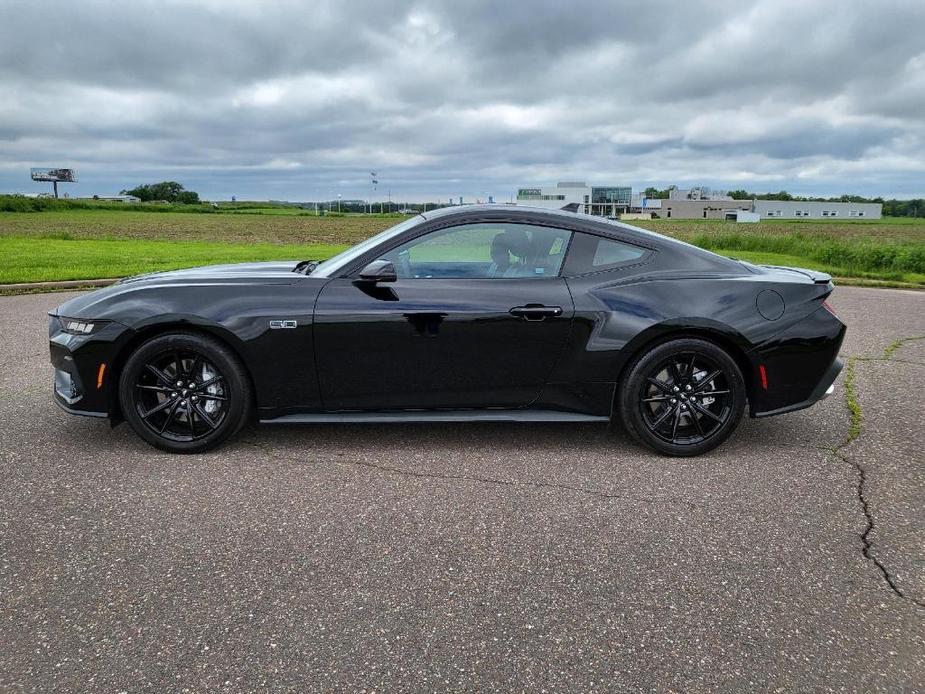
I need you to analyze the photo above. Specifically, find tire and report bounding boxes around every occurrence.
[119,332,253,453]
[618,337,746,456]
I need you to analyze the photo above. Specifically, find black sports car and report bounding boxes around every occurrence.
[49,205,845,456]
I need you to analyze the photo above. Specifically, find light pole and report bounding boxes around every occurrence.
[370,172,378,214]
[337,193,342,213]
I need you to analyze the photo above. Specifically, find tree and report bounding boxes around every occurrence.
[176,190,200,204]
[120,181,200,203]
[726,189,753,199]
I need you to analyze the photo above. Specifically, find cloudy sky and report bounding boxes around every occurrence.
[2,0,924,201]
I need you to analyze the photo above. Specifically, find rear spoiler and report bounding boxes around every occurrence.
[760,265,832,284]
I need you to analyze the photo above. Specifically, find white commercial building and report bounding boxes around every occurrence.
[516,182,632,216]
[515,182,883,220]
[753,200,881,219]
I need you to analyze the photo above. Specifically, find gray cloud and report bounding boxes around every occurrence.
[1,0,924,200]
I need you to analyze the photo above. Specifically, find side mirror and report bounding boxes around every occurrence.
[357,259,398,283]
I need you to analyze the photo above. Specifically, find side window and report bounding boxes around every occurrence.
[378,223,572,279]
[562,232,648,276]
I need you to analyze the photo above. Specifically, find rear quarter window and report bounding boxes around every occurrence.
[562,232,649,276]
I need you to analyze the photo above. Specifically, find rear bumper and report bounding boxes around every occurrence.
[752,356,842,418]
[748,305,846,418]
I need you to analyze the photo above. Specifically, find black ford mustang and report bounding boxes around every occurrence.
[49,205,845,456]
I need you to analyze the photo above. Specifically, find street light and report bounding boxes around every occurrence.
[370,172,378,214]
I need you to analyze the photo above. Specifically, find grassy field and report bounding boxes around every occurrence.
[1,206,923,287]
[0,209,395,244]
[638,219,925,285]
[0,237,347,284]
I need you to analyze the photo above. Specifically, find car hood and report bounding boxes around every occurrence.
[115,260,303,285]
[51,260,316,320]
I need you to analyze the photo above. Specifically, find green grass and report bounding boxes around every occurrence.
[0,236,346,284]
[0,194,416,218]
[842,336,925,447]
[0,209,395,245]
[842,357,862,444]
[1,206,923,287]
[634,217,925,242]
[685,231,924,274]
[632,220,925,285]
[706,248,925,285]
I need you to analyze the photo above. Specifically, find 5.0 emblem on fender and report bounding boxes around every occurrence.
[269,320,298,329]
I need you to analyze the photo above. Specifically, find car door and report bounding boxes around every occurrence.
[313,221,575,411]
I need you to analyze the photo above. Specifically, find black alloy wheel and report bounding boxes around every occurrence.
[640,351,732,445]
[134,351,227,442]
[119,332,252,453]
[619,337,746,456]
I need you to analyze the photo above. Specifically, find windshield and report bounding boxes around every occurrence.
[310,215,425,278]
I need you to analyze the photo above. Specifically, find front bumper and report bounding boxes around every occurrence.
[49,314,131,418]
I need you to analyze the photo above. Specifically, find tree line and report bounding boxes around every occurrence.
[120,181,200,204]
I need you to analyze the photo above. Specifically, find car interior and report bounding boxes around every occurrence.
[381,223,572,279]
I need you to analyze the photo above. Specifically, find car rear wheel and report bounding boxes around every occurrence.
[618,337,746,456]
[119,332,252,453]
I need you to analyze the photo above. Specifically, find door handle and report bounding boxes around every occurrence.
[510,304,563,321]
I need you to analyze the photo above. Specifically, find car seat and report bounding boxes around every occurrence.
[489,229,531,277]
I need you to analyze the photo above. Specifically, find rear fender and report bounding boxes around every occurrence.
[614,319,756,397]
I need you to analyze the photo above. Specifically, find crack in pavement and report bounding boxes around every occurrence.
[831,446,923,608]
[854,357,925,368]
[337,458,700,509]
[836,335,925,609]
[240,437,697,509]
[243,438,848,525]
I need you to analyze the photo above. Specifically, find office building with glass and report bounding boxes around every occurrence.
[515,182,632,216]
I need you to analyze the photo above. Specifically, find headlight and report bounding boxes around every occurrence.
[60,317,110,335]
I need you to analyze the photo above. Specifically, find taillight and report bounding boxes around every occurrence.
[822,299,838,318]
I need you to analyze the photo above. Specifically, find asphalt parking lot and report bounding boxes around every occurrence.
[1,286,922,692]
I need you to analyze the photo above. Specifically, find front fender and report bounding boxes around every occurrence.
[79,282,325,416]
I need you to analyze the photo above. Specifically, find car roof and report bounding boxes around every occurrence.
[420,203,657,242]
[421,203,567,220]
[421,203,643,234]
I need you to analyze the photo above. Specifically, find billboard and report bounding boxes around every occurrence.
[30,168,78,183]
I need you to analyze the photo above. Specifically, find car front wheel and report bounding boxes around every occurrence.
[119,332,252,453]
[618,337,746,456]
